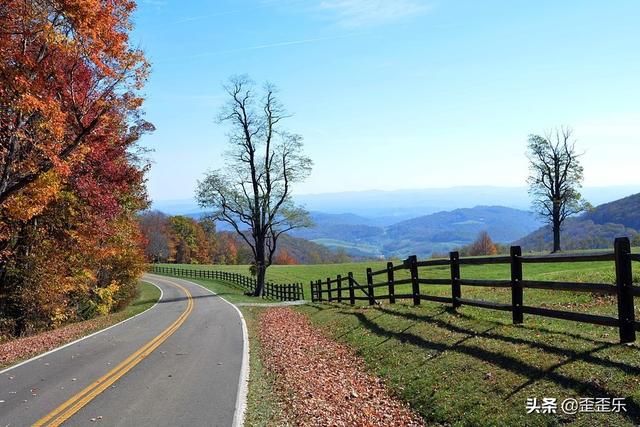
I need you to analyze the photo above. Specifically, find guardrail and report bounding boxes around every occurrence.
[311,237,638,344]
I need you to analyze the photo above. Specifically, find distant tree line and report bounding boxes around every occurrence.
[138,211,351,266]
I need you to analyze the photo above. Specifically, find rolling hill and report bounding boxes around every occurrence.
[515,193,640,251]
[583,192,640,231]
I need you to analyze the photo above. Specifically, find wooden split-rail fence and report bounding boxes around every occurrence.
[311,237,639,344]
[150,265,304,302]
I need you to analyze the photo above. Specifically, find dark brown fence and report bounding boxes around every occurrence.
[311,237,638,344]
[150,265,304,302]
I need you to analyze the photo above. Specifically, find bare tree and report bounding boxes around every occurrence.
[196,76,312,296]
[527,127,590,253]
[138,211,171,263]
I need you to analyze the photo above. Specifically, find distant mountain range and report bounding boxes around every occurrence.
[515,193,640,251]
[152,185,640,258]
[291,206,543,258]
[152,185,640,217]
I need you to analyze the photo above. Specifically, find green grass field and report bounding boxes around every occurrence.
[156,259,639,317]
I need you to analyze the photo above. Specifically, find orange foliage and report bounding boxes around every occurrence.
[275,249,299,265]
[0,1,150,337]
[468,231,498,256]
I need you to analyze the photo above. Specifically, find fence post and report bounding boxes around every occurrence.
[510,246,523,324]
[337,275,343,303]
[450,251,461,309]
[407,255,420,306]
[387,262,395,304]
[327,277,332,302]
[310,281,315,302]
[366,268,375,306]
[317,280,323,302]
[615,237,636,343]
[348,273,355,305]
[300,283,304,301]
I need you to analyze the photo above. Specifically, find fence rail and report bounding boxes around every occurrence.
[311,237,639,344]
[149,265,304,302]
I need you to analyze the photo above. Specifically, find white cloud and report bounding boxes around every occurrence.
[318,0,430,27]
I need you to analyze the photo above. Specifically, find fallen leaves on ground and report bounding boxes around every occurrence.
[0,316,120,368]
[259,308,425,426]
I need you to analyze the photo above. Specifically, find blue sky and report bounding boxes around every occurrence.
[133,0,640,202]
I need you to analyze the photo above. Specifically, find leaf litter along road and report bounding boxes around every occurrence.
[259,308,425,426]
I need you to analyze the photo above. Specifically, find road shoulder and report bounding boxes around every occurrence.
[0,281,161,372]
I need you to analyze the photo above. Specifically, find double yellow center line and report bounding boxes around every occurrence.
[34,281,193,427]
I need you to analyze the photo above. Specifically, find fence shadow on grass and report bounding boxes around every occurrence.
[371,306,640,377]
[327,306,640,422]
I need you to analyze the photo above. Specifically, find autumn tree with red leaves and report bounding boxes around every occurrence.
[0,1,151,336]
[467,231,498,256]
[274,249,298,265]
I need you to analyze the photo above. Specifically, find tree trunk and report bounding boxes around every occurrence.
[254,264,266,297]
[552,205,562,253]
[253,241,266,297]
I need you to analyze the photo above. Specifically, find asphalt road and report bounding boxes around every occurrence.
[0,274,247,427]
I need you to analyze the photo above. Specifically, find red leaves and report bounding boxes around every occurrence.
[259,308,425,426]
[0,316,113,367]
[0,1,150,336]
[0,0,148,209]
[274,249,299,265]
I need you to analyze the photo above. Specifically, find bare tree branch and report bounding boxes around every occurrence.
[526,126,589,252]
[197,76,312,296]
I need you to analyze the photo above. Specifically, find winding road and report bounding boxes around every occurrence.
[0,274,248,427]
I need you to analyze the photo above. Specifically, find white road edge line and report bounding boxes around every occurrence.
[145,273,250,427]
[0,281,164,375]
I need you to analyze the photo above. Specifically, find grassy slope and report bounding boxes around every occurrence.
[158,261,640,425]
[113,281,162,320]
[298,302,640,426]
